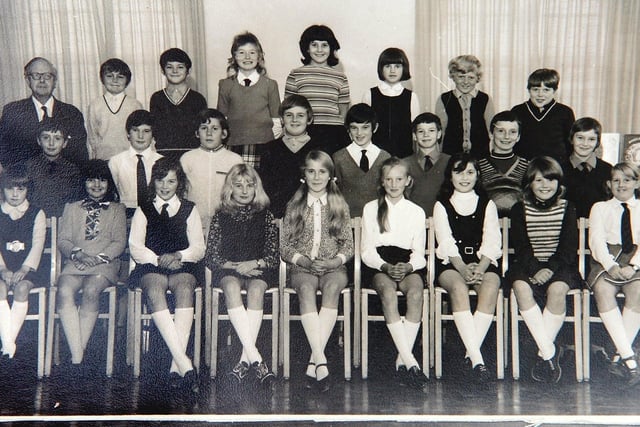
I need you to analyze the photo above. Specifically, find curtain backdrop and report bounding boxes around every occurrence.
[0,0,207,114]
[415,0,640,134]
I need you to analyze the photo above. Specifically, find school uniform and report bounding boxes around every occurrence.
[26,154,83,218]
[403,151,450,218]
[478,154,529,217]
[108,146,163,210]
[562,155,612,219]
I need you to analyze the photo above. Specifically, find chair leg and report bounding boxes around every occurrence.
[204,286,212,368]
[133,289,142,378]
[353,283,361,369]
[271,290,279,376]
[582,290,591,382]
[106,287,116,377]
[343,290,351,381]
[573,291,583,382]
[496,290,505,380]
[210,290,220,379]
[510,290,520,380]
[194,288,202,374]
[37,289,46,379]
[435,290,443,379]
[421,289,429,378]
[126,289,135,366]
[44,286,57,377]
[283,292,291,380]
[361,291,369,379]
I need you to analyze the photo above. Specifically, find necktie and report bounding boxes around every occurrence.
[621,202,634,253]
[41,106,48,122]
[580,162,590,175]
[160,203,169,219]
[359,150,369,172]
[243,78,251,87]
[424,156,433,172]
[136,154,146,206]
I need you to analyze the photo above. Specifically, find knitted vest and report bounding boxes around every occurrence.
[441,91,490,158]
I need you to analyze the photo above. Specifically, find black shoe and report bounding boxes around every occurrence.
[315,363,331,393]
[228,361,250,383]
[182,369,199,394]
[472,363,490,383]
[304,363,315,389]
[463,357,473,373]
[621,357,640,388]
[531,353,562,384]
[252,361,276,387]
[405,366,429,392]
[168,372,181,389]
[608,354,627,379]
[396,365,408,385]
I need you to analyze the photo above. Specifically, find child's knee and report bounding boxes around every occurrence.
[546,282,569,303]
[12,281,33,301]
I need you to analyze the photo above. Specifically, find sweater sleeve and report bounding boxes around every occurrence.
[99,203,127,260]
[267,80,281,118]
[204,212,226,270]
[216,79,230,116]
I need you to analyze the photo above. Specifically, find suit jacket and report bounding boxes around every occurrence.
[0,97,88,166]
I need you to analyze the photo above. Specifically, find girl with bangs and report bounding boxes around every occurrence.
[0,166,46,363]
[433,152,502,383]
[56,160,126,376]
[361,157,428,391]
[280,150,353,392]
[506,156,580,383]
[204,164,278,386]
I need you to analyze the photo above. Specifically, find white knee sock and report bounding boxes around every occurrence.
[542,308,566,343]
[520,305,555,360]
[228,306,261,364]
[387,320,418,369]
[241,309,263,364]
[474,311,494,348]
[0,300,14,357]
[170,307,194,373]
[9,300,28,344]
[622,307,640,346]
[78,307,99,351]
[600,308,635,359]
[395,319,421,369]
[453,310,483,367]
[58,306,83,364]
[151,309,193,375]
[318,307,338,354]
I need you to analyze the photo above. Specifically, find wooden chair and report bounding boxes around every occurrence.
[7,217,57,378]
[503,217,583,381]
[434,216,505,380]
[280,217,360,381]
[204,267,279,379]
[361,217,432,379]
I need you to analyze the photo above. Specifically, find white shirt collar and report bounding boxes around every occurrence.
[620,196,638,207]
[1,200,30,220]
[306,193,328,207]
[237,70,260,86]
[153,194,180,211]
[346,141,380,160]
[32,96,54,117]
[379,81,404,96]
[128,145,156,158]
[104,91,125,105]
[453,87,479,99]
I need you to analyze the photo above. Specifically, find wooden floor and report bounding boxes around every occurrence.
[1,320,639,426]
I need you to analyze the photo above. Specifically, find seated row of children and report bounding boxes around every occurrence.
[79,25,575,172]
[2,138,639,395]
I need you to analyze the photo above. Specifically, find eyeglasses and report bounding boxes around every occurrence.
[28,72,55,81]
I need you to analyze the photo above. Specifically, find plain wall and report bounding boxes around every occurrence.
[203,0,416,109]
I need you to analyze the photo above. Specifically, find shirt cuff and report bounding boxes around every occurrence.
[337,253,347,265]
[291,253,303,266]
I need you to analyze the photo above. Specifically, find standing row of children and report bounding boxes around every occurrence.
[80,25,575,171]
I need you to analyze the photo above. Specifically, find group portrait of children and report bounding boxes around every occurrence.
[1,22,639,399]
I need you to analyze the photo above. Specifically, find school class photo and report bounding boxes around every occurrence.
[0,0,639,425]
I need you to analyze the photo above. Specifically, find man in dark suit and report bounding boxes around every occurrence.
[0,57,88,168]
